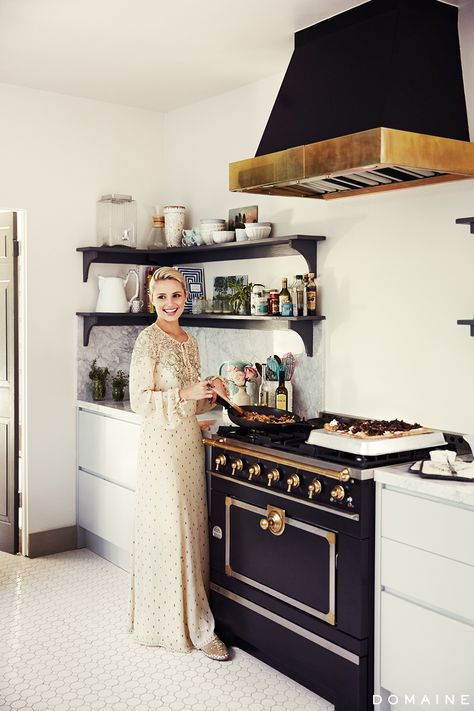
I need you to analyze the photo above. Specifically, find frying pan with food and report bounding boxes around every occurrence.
[213,392,303,431]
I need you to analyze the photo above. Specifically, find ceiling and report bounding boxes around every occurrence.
[0,0,386,112]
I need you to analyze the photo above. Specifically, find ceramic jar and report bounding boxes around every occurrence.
[232,385,251,406]
[163,205,186,247]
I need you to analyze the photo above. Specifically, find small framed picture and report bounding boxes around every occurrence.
[228,205,258,229]
[175,266,205,313]
[213,274,248,297]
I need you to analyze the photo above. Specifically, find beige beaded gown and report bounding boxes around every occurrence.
[128,324,215,652]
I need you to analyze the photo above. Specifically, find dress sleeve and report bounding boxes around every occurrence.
[129,330,196,428]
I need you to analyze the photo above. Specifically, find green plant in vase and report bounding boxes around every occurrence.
[89,359,109,401]
[111,370,129,402]
[230,282,253,315]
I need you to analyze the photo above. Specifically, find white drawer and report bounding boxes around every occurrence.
[78,470,134,552]
[381,591,474,697]
[381,488,474,566]
[381,538,474,622]
[78,409,139,489]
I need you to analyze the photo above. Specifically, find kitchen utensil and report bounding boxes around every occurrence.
[282,352,296,380]
[213,391,245,416]
[96,270,139,313]
[224,404,303,432]
[266,356,280,380]
[445,455,458,476]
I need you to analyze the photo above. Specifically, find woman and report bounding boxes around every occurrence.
[128,266,229,661]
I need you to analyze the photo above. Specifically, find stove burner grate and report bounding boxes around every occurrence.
[217,426,447,469]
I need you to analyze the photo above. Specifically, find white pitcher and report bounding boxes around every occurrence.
[96,270,139,313]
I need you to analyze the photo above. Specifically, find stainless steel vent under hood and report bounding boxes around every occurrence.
[229,0,474,200]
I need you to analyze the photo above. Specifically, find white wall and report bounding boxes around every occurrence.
[163,8,474,434]
[0,83,166,535]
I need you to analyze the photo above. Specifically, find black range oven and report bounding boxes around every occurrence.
[204,421,449,711]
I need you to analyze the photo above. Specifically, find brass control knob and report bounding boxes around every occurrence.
[214,454,226,471]
[230,458,243,475]
[331,484,345,502]
[286,473,300,493]
[267,468,280,487]
[308,479,322,499]
[248,464,261,481]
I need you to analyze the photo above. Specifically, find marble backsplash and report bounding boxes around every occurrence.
[77,323,325,419]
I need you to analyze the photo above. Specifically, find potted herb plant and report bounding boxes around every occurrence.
[111,369,129,402]
[89,359,109,401]
[230,282,253,315]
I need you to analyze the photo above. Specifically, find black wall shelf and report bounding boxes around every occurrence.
[77,234,326,353]
[455,217,474,233]
[77,234,325,281]
[455,219,473,335]
[457,320,474,336]
[76,312,325,353]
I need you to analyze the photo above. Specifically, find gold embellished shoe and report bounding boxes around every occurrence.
[199,636,229,661]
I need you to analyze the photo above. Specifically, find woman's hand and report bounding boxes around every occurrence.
[179,380,214,402]
[208,376,228,399]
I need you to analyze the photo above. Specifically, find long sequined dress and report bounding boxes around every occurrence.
[128,323,215,652]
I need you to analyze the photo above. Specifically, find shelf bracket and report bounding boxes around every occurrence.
[288,239,317,274]
[457,320,474,336]
[82,250,99,282]
[82,315,99,346]
[289,319,315,357]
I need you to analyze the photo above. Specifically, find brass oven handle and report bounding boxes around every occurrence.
[259,506,286,536]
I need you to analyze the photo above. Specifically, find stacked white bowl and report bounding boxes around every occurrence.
[200,218,225,245]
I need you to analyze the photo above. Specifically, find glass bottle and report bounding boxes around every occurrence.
[307,273,317,314]
[295,274,304,317]
[302,275,309,316]
[275,369,289,410]
[278,278,292,316]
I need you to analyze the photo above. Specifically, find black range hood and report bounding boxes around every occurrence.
[229,0,474,199]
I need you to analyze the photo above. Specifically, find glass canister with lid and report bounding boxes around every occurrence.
[163,205,186,248]
[96,194,137,247]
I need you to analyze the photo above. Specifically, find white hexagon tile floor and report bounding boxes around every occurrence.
[0,549,333,711]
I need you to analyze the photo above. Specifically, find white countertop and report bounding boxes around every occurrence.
[375,463,474,508]
[77,398,228,430]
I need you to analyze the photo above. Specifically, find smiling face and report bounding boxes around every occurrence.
[152,278,187,322]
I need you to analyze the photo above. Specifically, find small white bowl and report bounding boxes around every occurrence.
[212,230,235,244]
[245,222,272,240]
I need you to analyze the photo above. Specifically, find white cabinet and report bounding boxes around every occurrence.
[77,403,139,571]
[374,475,474,709]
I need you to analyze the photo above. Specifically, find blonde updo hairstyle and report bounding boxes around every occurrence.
[149,266,187,301]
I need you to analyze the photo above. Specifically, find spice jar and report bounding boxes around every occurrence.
[163,205,185,248]
[268,290,280,315]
